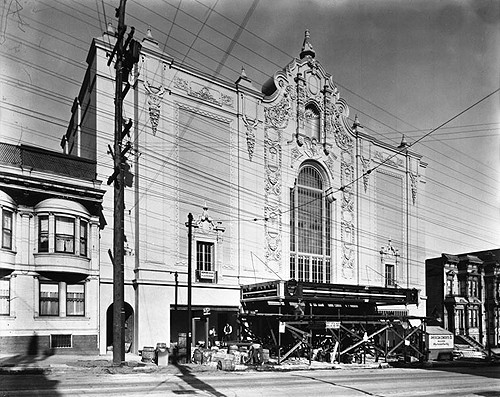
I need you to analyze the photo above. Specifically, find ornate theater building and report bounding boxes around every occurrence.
[60,27,428,359]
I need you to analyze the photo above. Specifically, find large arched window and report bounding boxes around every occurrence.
[290,164,331,283]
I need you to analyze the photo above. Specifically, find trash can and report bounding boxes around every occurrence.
[142,346,155,363]
[156,343,169,366]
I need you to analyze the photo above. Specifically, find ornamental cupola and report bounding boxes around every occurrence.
[299,29,316,59]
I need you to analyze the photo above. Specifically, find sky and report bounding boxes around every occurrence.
[1,0,499,258]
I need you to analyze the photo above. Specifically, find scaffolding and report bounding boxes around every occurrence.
[239,279,427,363]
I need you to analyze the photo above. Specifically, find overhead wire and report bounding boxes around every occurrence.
[2,0,496,256]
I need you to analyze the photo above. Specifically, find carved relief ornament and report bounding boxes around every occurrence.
[242,115,260,161]
[410,172,418,205]
[144,81,166,135]
[173,76,234,108]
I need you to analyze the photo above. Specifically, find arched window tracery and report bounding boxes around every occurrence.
[290,163,332,283]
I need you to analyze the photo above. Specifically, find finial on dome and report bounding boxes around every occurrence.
[300,29,316,59]
[106,22,115,35]
[398,134,409,149]
[240,66,248,79]
[353,114,361,128]
[143,27,159,47]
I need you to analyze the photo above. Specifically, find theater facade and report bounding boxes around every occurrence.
[62,27,427,354]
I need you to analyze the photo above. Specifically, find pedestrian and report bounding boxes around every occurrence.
[223,323,232,344]
[209,326,217,347]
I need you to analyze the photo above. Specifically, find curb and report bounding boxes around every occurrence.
[2,359,496,375]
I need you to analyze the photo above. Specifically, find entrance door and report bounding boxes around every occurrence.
[106,302,134,352]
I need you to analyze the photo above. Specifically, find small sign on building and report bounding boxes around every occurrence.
[326,321,341,329]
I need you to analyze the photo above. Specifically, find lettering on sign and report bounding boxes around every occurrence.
[428,334,453,349]
[326,321,341,329]
[199,270,215,280]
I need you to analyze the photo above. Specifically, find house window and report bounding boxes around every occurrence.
[2,209,12,250]
[385,264,395,287]
[40,283,59,316]
[446,274,454,296]
[196,241,214,271]
[469,307,479,328]
[459,279,467,296]
[80,220,88,257]
[55,216,74,253]
[67,284,85,316]
[468,278,478,298]
[39,216,49,252]
[456,308,465,334]
[0,278,10,315]
[290,165,331,283]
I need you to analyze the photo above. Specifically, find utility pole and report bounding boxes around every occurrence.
[107,0,141,366]
[186,213,194,363]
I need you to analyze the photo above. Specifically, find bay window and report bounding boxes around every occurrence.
[0,278,10,315]
[55,216,74,253]
[2,209,12,250]
[39,216,49,252]
[80,220,88,257]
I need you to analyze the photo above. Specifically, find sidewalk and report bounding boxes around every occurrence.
[0,352,496,375]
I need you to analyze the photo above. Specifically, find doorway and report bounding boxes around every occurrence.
[106,302,134,352]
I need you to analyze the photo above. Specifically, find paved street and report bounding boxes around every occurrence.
[1,365,500,397]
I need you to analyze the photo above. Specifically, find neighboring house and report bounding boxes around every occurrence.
[426,249,500,349]
[0,143,104,354]
[62,27,427,354]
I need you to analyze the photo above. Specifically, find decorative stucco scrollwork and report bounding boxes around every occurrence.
[242,115,260,161]
[324,153,336,176]
[374,151,404,168]
[324,98,355,279]
[264,86,293,130]
[144,81,166,135]
[265,137,282,197]
[173,76,189,92]
[264,100,286,271]
[264,205,282,268]
[360,155,371,193]
[410,172,418,205]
